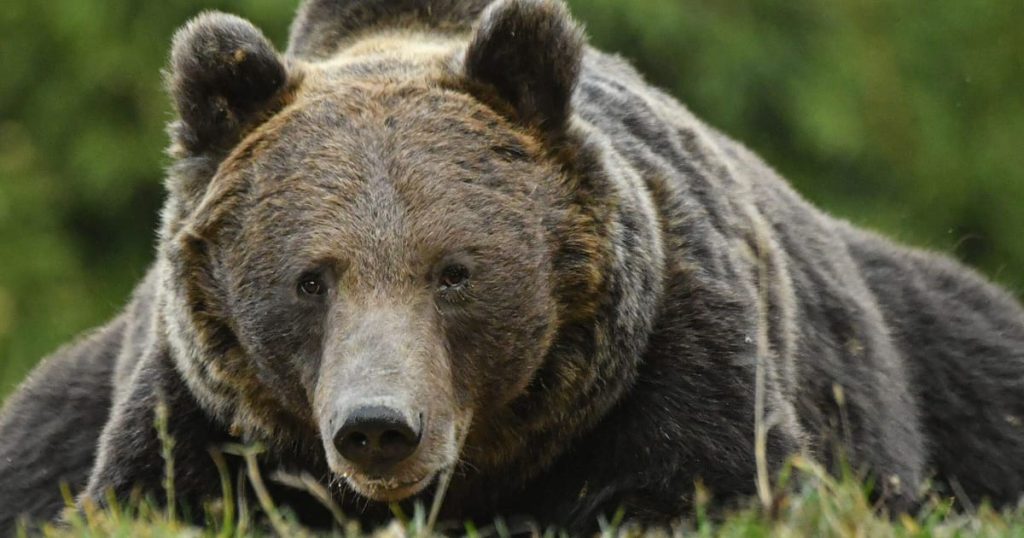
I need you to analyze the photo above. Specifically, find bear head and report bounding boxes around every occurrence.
[157,0,612,502]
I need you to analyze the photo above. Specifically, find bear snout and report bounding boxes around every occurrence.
[333,404,422,475]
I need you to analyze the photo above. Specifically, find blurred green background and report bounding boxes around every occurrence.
[1,0,1022,401]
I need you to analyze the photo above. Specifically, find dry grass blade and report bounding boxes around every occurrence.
[154,396,177,524]
[236,467,250,537]
[222,443,292,537]
[271,470,347,528]
[750,209,774,511]
[753,346,772,511]
[425,465,455,536]
[425,410,474,535]
[208,447,236,538]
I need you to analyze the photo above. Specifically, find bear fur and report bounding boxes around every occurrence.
[3,0,1024,533]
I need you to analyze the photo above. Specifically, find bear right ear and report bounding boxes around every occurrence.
[167,12,291,157]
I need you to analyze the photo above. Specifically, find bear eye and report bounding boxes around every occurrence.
[439,264,470,290]
[298,273,327,296]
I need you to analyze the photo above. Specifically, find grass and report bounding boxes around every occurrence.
[14,381,1024,536]
[15,353,1024,536]
[18,449,1024,538]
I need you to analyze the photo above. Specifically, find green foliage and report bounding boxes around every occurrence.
[1,0,1022,404]
[0,0,297,398]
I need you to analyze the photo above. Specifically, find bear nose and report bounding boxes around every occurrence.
[333,405,420,472]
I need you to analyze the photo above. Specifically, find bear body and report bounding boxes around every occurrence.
[2,0,1024,533]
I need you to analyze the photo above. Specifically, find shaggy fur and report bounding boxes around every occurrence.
[2,0,1023,534]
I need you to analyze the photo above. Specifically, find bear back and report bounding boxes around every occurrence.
[288,0,495,59]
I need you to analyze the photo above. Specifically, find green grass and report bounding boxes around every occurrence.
[15,387,1024,537]
[21,452,1024,538]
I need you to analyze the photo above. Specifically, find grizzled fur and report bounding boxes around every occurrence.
[3,0,1024,534]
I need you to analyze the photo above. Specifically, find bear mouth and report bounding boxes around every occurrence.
[346,470,436,501]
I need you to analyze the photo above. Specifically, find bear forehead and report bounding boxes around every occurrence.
[226,87,546,210]
[218,65,546,195]
[204,86,551,272]
[209,55,547,194]
[308,31,466,76]
[186,34,560,273]
[206,30,547,199]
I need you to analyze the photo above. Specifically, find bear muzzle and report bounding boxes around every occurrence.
[327,401,440,502]
[314,304,467,502]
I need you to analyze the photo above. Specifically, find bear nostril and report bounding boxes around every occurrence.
[333,405,420,472]
[380,429,408,447]
[379,428,418,459]
[348,431,369,448]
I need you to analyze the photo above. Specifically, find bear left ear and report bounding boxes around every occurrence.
[464,0,585,135]
[167,12,291,156]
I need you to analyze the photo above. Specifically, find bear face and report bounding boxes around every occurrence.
[162,2,588,502]
[178,85,561,500]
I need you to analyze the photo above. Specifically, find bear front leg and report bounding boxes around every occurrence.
[0,318,125,534]
[81,343,230,519]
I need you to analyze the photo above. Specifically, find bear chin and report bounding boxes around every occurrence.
[345,470,437,502]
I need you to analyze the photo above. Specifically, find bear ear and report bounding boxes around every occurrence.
[167,12,290,156]
[464,0,585,135]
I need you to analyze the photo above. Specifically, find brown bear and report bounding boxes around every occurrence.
[2,0,1024,533]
